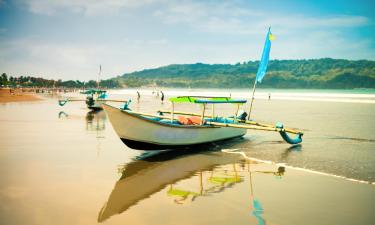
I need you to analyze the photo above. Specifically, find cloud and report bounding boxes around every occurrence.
[19,0,371,33]
[1,0,373,80]
[152,1,370,35]
[270,30,375,60]
[0,37,174,80]
[20,0,163,16]
[262,15,369,32]
[1,29,373,81]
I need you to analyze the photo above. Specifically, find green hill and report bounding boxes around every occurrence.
[112,58,375,89]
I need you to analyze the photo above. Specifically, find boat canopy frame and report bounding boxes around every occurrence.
[169,96,247,104]
[80,89,107,95]
[168,96,247,125]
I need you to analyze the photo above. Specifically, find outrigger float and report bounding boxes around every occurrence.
[103,96,303,150]
[58,89,127,110]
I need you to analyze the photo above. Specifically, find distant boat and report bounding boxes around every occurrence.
[103,96,303,150]
[58,65,127,110]
[58,89,127,110]
[80,89,108,110]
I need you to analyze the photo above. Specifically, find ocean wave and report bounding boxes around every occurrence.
[221,149,374,185]
[110,89,375,104]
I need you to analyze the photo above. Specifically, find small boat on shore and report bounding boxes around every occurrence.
[58,89,127,110]
[104,28,303,150]
[58,66,127,110]
[103,96,303,150]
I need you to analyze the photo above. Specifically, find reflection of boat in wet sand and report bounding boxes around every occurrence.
[98,149,285,223]
[85,110,106,131]
[97,150,244,222]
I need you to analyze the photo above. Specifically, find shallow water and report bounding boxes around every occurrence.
[0,90,374,225]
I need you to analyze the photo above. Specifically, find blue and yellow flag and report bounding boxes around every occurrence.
[255,28,274,83]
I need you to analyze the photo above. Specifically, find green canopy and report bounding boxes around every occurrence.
[169,96,247,104]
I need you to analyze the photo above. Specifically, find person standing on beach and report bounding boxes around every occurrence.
[268,93,271,100]
[137,91,140,102]
[161,91,164,103]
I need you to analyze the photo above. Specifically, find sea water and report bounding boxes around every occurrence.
[109,88,375,183]
[0,88,374,225]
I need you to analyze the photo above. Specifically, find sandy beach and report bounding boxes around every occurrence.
[0,88,41,103]
[0,90,374,225]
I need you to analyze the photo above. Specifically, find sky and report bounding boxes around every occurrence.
[0,0,374,81]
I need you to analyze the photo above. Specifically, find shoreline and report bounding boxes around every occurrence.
[222,149,375,185]
[0,88,42,103]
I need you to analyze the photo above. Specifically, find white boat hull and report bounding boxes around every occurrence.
[103,104,247,150]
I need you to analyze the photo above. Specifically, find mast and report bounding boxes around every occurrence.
[247,27,273,120]
[97,65,101,89]
[247,78,257,120]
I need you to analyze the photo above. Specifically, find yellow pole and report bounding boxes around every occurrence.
[247,79,257,120]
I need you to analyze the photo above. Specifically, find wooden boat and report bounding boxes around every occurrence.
[58,89,127,110]
[58,66,127,110]
[104,29,304,149]
[103,97,248,150]
[103,96,304,150]
[82,89,107,110]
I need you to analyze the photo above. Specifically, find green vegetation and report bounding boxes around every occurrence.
[114,58,375,89]
[0,73,120,89]
[1,58,374,89]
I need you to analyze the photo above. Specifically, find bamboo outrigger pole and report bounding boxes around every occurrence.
[157,110,302,134]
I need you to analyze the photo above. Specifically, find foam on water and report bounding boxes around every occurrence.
[221,149,375,185]
[110,88,375,104]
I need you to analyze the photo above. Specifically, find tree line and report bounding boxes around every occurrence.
[2,58,375,89]
[0,73,120,89]
[114,58,375,89]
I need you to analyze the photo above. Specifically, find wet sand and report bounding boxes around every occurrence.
[0,88,41,103]
[0,92,374,225]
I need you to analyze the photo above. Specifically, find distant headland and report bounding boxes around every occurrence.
[1,58,374,89]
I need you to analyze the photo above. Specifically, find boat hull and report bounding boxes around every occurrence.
[103,104,247,150]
